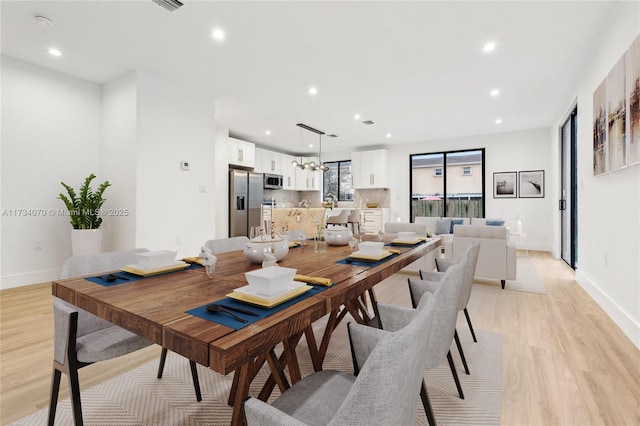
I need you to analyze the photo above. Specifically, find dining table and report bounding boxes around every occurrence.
[52,237,440,425]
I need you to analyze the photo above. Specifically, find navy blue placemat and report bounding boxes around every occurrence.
[187,284,328,330]
[336,252,400,268]
[85,263,201,287]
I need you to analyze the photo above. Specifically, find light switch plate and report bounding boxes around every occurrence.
[181,161,190,171]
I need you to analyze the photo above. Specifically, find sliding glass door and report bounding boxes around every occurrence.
[411,149,485,220]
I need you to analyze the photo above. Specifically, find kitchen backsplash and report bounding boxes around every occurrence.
[263,188,389,208]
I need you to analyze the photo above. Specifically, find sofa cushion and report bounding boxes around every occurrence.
[435,219,451,235]
[450,219,464,233]
[486,220,505,226]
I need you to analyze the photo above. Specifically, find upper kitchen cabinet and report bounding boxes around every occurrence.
[294,157,322,191]
[228,137,255,168]
[259,149,283,174]
[351,149,389,188]
[281,154,297,190]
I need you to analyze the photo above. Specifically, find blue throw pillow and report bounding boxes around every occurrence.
[435,218,451,235]
[486,220,505,226]
[450,219,464,233]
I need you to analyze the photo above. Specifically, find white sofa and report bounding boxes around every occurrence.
[444,224,516,289]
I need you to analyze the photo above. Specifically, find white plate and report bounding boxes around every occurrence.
[234,281,306,301]
[351,249,387,257]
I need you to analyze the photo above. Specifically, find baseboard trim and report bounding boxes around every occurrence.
[1,268,59,290]
[575,269,640,350]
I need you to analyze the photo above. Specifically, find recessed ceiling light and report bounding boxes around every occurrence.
[48,48,62,57]
[211,28,225,41]
[483,42,496,53]
[265,130,271,135]
[386,133,392,138]
[309,143,314,148]
[490,89,500,97]
[495,118,502,124]
[354,114,360,120]
[308,87,318,96]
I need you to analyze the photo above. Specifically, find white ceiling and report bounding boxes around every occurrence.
[1,1,616,154]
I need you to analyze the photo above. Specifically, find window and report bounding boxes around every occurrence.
[410,149,485,220]
[323,160,353,201]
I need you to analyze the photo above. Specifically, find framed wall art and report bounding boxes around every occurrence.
[519,170,545,198]
[493,171,517,198]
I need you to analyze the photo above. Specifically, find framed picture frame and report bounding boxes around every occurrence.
[519,170,545,198]
[493,171,517,198]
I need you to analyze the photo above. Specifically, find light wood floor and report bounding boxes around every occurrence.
[1,251,639,425]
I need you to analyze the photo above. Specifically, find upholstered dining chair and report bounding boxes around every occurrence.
[346,209,361,235]
[204,236,249,253]
[243,284,441,425]
[378,259,468,426]
[421,241,481,343]
[414,241,481,377]
[325,209,349,228]
[49,249,201,426]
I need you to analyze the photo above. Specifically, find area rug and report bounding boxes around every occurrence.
[474,255,547,294]
[13,317,501,425]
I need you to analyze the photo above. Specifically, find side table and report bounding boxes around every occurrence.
[510,232,529,256]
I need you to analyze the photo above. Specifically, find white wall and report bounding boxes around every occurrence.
[102,72,138,251]
[552,1,640,348]
[135,72,217,258]
[1,57,102,288]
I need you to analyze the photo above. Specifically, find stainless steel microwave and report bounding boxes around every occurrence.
[263,173,283,189]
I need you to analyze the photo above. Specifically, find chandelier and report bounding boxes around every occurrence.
[291,123,330,172]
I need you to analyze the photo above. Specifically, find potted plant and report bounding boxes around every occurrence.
[58,173,111,256]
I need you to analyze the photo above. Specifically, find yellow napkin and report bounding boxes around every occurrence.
[294,274,332,287]
[387,249,401,254]
[182,257,204,265]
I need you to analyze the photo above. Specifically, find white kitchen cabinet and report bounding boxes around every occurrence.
[361,208,390,235]
[260,149,282,174]
[294,157,321,191]
[281,154,297,190]
[228,137,255,168]
[351,149,389,189]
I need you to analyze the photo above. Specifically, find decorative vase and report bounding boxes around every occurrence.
[314,229,327,253]
[71,229,103,256]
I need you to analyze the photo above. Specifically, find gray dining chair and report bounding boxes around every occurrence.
[204,236,249,253]
[49,249,201,426]
[243,281,441,425]
[378,258,468,426]
[414,240,481,377]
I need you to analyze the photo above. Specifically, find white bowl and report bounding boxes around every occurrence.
[245,266,297,296]
[358,241,384,255]
[136,250,177,269]
[324,227,352,246]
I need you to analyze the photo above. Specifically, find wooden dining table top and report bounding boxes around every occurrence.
[52,238,440,375]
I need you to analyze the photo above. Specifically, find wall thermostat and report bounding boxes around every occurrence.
[180,161,190,171]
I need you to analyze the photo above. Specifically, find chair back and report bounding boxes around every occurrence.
[326,209,349,225]
[331,294,438,425]
[459,241,480,310]
[204,236,249,254]
[57,248,149,339]
[419,259,468,370]
[346,209,360,223]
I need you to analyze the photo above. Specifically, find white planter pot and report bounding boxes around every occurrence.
[71,229,103,256]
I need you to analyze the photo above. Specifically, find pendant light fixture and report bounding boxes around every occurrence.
[291,123,332,172]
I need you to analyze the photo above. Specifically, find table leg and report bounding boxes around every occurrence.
[230,364,251,426]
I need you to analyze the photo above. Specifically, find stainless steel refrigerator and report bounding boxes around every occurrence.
[229,169,264,237]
